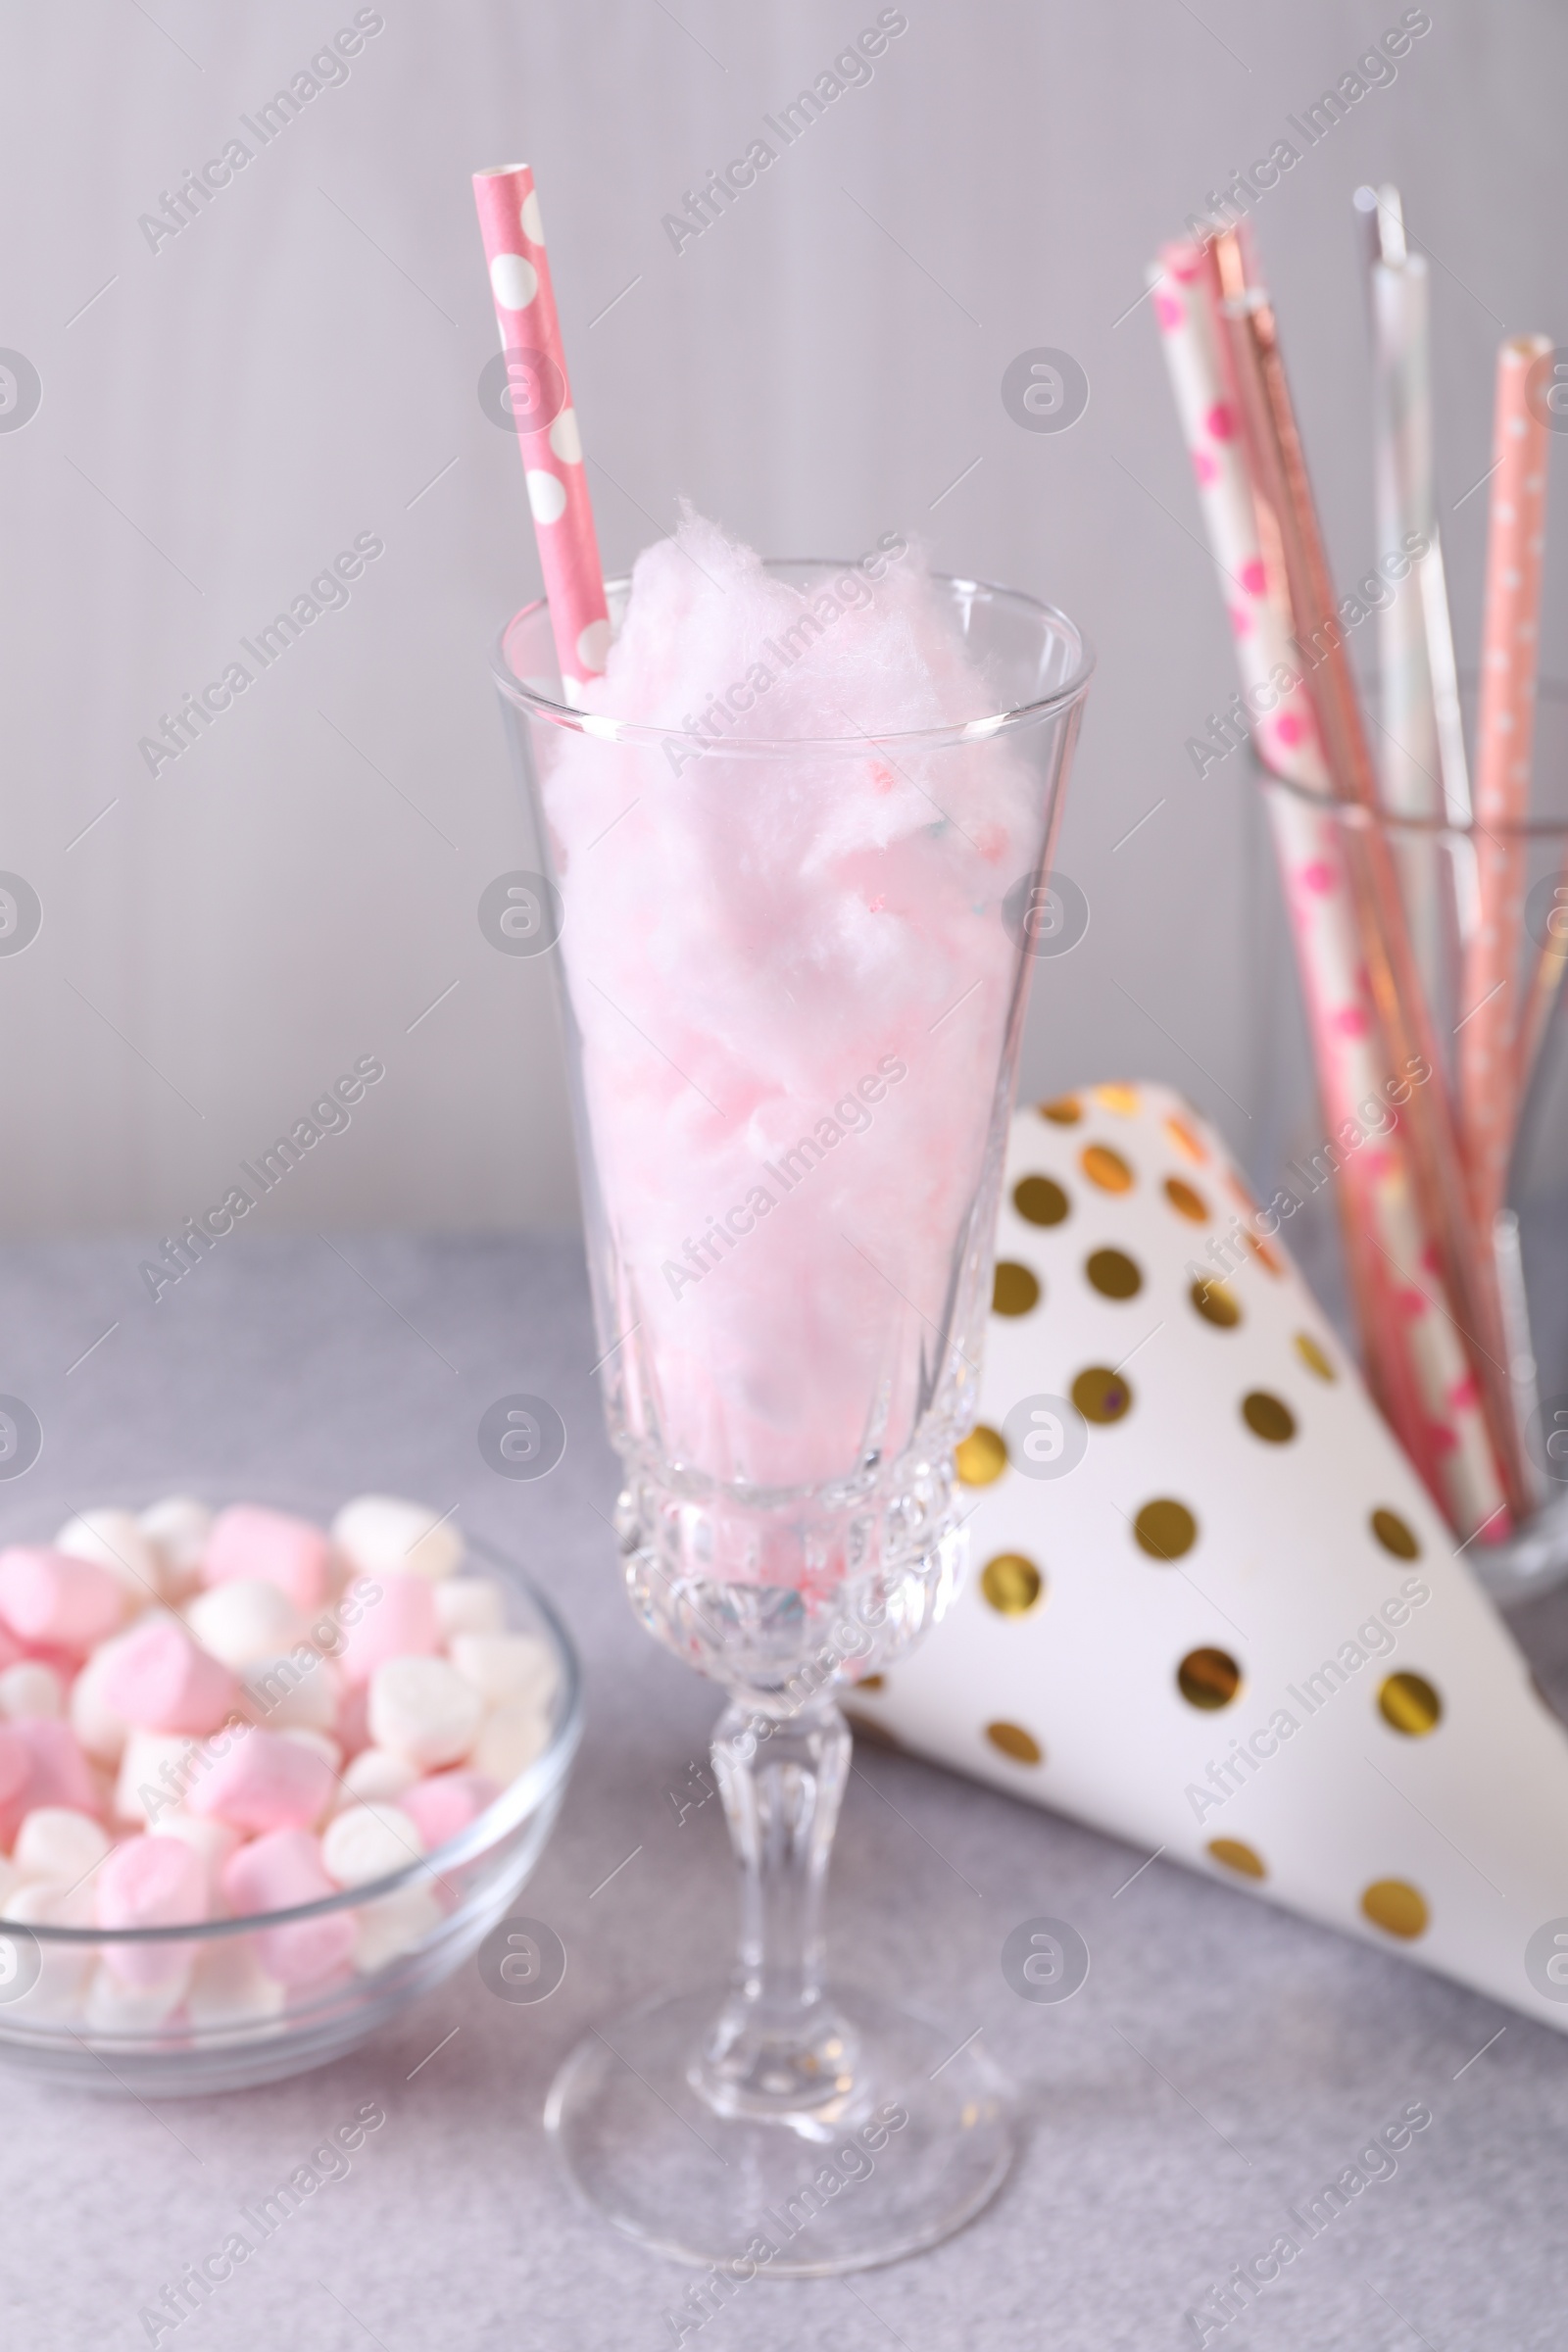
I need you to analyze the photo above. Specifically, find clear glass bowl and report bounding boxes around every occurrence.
[0,1491,582,2096]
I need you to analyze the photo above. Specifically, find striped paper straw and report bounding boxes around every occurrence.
[1211,226,1529,1524]
[1370,247,1441,833]
[1460,334,1553,1230]
[1151,239,1507,1539]
[472,165,611,703]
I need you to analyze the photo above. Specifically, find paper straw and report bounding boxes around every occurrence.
[1370,253,1441,820]
[1209,226,1530,1523]
[472,165,610,702]
[1459,334,1553,1228]
[1151,239,1506,1537]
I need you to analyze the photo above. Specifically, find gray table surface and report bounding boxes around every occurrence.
[4,1232,1568,2352]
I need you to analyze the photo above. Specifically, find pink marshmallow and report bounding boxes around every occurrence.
[221,1827,356,1985]
[336,1574,438,1687]
[0,1546,125,1650]
[335,1680,371,1758]
[15,1718,104,1820]
[400,1770,500,1852]
[96,1834,208,1986]
[100,1618,239,1736]
[186,1726,334,1834]
[202,1505,331,1612]
[0,1723,32,1846]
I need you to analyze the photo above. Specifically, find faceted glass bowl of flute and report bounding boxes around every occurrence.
[494,564,1092,2272]
[1249,685,1568,1604]
[0,1491,582,2096]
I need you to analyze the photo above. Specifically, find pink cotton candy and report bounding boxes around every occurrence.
[546,514,1048,1512]
[186,1726,333,1834]
[336,1573,438,1687]
[202,1505,331,1611]
[99,1618,238,1735]
[0,1546,125,1650]
[222,1827,356,1984]
[96,1834,208,1985]
[400,1770,500,1851]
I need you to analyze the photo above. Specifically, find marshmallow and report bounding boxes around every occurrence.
[332,1494,463,1583]
[52,1508,167,1604]
[70,1621,169,1765]
[0,1724,31,1846]
[320,1801,423,1888]
[0,1661,64,1719]
[13,1807,112,1885]
[335,1680,371,1759]
[433,1577,507,1640]
[16,1719,103,1820]
[85,1961,191,2031]
[239,1649,339,1732]
[137,1495,214,1592]
[185,1580,309,1670]
[203,1505,331,1611]
[368,1658,482,1771]
[0,1547,125,1650]
[4,1877,95,2015]
[399,1771,499,1852]
[95,1834,208,1985]
[338,1748,417,1808]
[186,1937,286,2033]
[0,1857,24,1914]
[153,1811,241,1901]
[99,1617,238,1736]
[449,1632,556,1711]
[337,1573,438,1687]
[468,1703,550,1787]
[279,1727,342,1774]
[221,1829,356,1986]
[115,1729,203,1826]
[354,1885,442,1973]
[186,1726,334,1835]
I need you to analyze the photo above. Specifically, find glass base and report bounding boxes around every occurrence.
[544,1984,1013,2277]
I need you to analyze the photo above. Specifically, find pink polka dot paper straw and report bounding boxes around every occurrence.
[472,165,611,703]
[1459,334,1553,1232]
[1150,237,1506,1541]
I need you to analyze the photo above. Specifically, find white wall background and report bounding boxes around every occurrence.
[3,0,1563,1240]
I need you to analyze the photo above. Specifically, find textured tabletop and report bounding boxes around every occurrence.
[4,1232,1567,2352]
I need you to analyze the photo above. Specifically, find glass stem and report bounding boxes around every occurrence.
[697,1695,855,2122]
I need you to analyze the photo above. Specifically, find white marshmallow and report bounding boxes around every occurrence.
[239,1651,339,1732]
[338,1747,417,1808]
[0,1857,27,1915]
[449,1632,556,1711]
[186,1938,286,2033]
[332,1495,463,1583]
[13,1808,112,1884]
[278,1728,342,1788]
[468,1702,551,1786]
[185,1580,308,1670]
[4,1879,94,2016]
[138,1495,214,1594]
[53,1508,168,1604]
[115,1729,203,1826]
[154,1812,242,1902]
[85,1960,190,2032]
[0,1661,64,1720]
[320,1801,423,1888]
[368,1657,482,1770]
[353,1885,441,1973]
[433,1578,507,1639]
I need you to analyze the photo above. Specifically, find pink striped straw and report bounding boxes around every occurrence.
[472,165,611,703]
[1460,334,1552,1232]
[1150,238,1506,1541]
